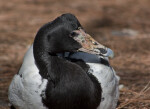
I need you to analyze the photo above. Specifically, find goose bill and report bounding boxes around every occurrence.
[72,29,114,58]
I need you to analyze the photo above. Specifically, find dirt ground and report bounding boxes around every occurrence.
[0,0,150,108]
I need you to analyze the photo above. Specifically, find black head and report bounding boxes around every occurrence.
[34,13,83,55]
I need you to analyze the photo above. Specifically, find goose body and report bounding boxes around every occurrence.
[8,13,119,109]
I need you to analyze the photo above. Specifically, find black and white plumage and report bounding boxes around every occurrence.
[67,52,120,109]
[8,13,119,109]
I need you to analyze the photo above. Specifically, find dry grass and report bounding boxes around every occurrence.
[117,81,150,109]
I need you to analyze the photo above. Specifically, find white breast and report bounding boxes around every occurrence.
[87,63,119,109]
[8,45,48,109]
[69,52,119,109]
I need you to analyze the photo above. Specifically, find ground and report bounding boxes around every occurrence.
[0,0,150,109]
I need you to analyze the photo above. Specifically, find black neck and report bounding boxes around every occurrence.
[33,30,51,79]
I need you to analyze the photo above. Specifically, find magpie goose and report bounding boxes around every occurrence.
[8,13,119,109]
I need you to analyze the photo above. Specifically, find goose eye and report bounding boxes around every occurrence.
[70,32,78,37]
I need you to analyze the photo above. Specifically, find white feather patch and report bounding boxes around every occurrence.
[8,45,48,109]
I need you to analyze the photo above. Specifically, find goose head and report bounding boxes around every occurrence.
[33,13,114,60]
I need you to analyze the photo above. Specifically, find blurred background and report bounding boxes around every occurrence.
[0,0,150,108]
